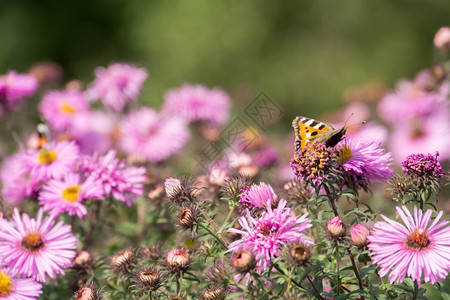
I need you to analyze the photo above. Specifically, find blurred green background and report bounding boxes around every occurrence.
[1,0,449,124]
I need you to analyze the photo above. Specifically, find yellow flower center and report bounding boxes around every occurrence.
[59,102,77,114]
[62,186,81,202]
[406,229,430,250]
[338,144,353,163]
[38,148,57,164]
[21,232,44,252]
[0,271,13,297]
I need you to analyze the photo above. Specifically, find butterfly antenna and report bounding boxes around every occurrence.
[344,113,354,127]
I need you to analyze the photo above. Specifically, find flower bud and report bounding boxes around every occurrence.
[74,284,101,300]
[238,164,259,178]
[166,248,190,274]
[434,26,450,52]
[231,250,256,273]
[111,248,136,274]
[165,178,182,199]
[177,204,199,231]
[327,217,346,238]
[350,224,370,247]
[199,286,227,300]
[147,184,165,201]
[141,242,162,261]
[136,269,161,291]
[205,260,229,285]
[72,251,93,270]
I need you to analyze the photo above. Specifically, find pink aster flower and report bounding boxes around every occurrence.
[228,199,313,271]
[120,108,189,162]
[368,206,450,286]
[0,208,78,283]
[0,267,42,300]
[39,90,89,132]
[239,182,278,210]
[86,63,148,111]
[388,115,450,163]
[347,121,388,146]
[378,80,448,125]
[0,71,38,112]
[79,150,146,206]
[68,111,117,154]
[22,140,80,181]
[1,154,39,206]
[163,84,231,125]
[336,139,393,189]
[38,173,103,218]
[253,147,279,169]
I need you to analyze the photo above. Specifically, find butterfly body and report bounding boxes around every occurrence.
[292,116,346,151]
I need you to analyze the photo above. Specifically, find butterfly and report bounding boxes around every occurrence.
[292,116,347,151]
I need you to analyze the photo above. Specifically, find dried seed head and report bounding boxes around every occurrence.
[282,179,310,204]
[176,204,199,231]
[135,268,161,291]
[111,248,136,274]
[141,243,162,261]
[166,248,190,274]
[199,286,228,300]
[287,242,311,266]
[205,260,229,285]
[231,250,256,273]
[220,175,253,199]
[164,177,197,203]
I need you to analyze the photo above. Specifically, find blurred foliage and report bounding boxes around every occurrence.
[1,0,449,127]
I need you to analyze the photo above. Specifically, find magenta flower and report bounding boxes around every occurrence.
[402,151,445,179]
[347,121,388,146]
[253,147,279,169]
[80,150,146,206]
[377,80,448,125]
[38,173,104,218]
[0,267,42,300]
[228,199,313,271]
[163,84,231,125]
[68,111,117,154]
[239,182,278,210]
[0,71,38,112]
[0,154,39,206]
[368,206,450,285]
[120,108,190,162]
[388,115,450,162]
[86,63,148,111]
[39,90,89,131]
[22,140,80,181]
[0,208,78,283]
[336,139,393,187]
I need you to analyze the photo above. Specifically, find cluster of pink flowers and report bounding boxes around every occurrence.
[0,71,38,114]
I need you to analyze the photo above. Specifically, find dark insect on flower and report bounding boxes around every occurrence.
[219,174,253,200]
[110,248,136,274]
[165,248,191,274]
[199,286,228,300]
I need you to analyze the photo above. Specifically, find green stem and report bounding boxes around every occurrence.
[335,242,340,295]
[412,281,419,300]
[223,205,236,228]
[199,222,228,249]
[228,278,248,292]
[199,207,230,246]
[271,263,304,290]
[346,248,365,298]
[176,275,182,296]
[306,275,326,300]
[323,184,339,217]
